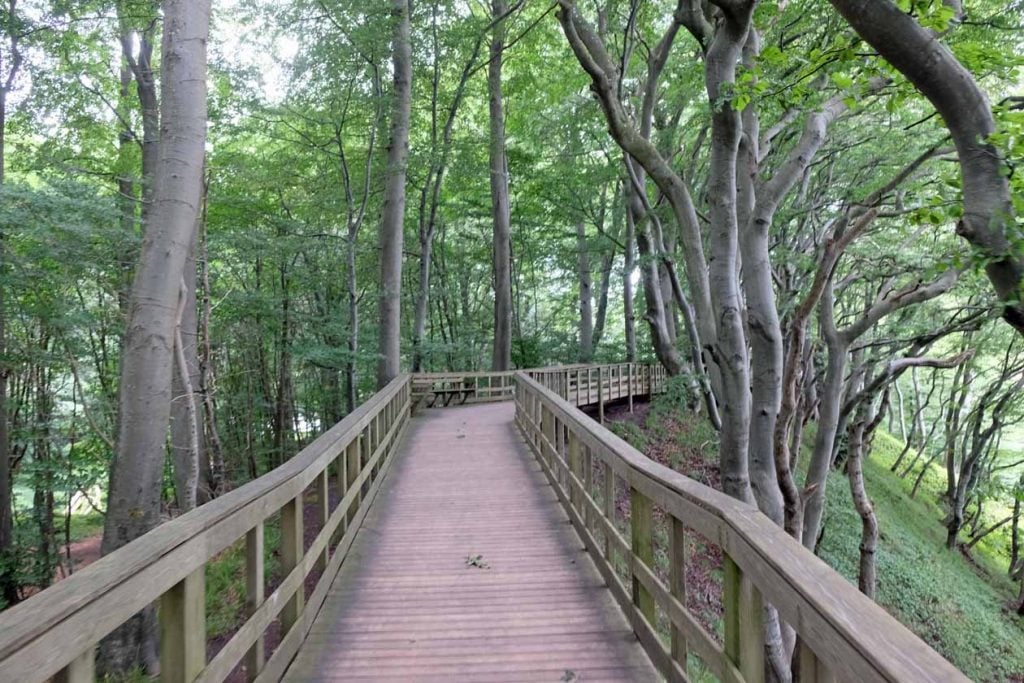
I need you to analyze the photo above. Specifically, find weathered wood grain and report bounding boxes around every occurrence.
[516,372,970,683]
[283,403,657,681]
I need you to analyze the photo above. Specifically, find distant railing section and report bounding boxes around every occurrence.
[0,375,413,683]
[514,372,969,683]
[527,362,667,419]
[411,371,515,407]
[412,362,667,414]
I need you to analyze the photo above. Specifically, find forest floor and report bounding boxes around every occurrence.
[604,394,1024,683]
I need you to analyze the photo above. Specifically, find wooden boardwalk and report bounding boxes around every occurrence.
[284,402,657,682]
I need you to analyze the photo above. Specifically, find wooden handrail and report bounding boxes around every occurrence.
[514,371,969,683]
[0,374,413,683]
[411,362,667,410]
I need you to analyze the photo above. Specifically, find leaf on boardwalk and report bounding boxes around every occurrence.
[464,553,490,569]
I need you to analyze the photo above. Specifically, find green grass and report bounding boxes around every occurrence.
[816,432,1024,682]
[67,511,105,542]
[205,519,282,639]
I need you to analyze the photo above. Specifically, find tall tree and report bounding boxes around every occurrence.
[377,0,413,387]
[0,0,21,608]
[489,0,513,371]
[99,0,210,672]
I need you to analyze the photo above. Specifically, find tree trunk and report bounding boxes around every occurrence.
[489,0,513,371]
[99,0,210,673]
[345,232,359,413]
[702,2,756,502]
[847,403,880,599]
[592,249,614,349]
[627,176,684,375]
[377,0,412,387]
[576,221,594,362]
[0,8,19,608]
[198,222,225,497]
[623,199,636,362]
[170,230,205,510]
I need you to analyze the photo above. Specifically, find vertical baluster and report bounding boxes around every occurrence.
[598,366,605,424]
[281,495,305,635]
[361,425,372,494]
[798,642,836,683]
[628,362,634,413]
[669,516,688,670]
[160,566,206,682]
[568,431,581,511]
[55,649,94,683]
[347,436,361,523]
[316,468,329,572]
[603,462,614,559]
[583,444,594,534]
[542,406,554,463]
[245,522,265,679]
[724,555,764,683]
[630,487,655,623]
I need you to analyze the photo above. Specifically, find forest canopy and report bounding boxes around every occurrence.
[0,0,1023,679]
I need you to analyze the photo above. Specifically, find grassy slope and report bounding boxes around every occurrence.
[610,398,1023,682]
[817,431,1024,682]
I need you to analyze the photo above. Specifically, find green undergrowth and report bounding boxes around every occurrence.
[610,394,1024,682]
[205,518,282,639]
[817,432,1024,682]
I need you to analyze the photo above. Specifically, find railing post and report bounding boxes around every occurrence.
[542,406,555,463]
[583,444,593,534]
[724,555,764,683]
[630,486,655,623]
[316,468,329,572]
[598,366,605,424]
[603,462,614,559]
[669,516,688,669]
[281,495,305,635]
[628,362,634,413]
[160,566,206,682]
[54,649,94,683]
[347,436,361,524]
[568,431,581,510]
[245,522,265,679]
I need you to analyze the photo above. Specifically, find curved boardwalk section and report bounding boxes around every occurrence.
[284,402,656,682]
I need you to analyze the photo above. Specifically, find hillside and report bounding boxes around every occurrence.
[607,398,1024,682]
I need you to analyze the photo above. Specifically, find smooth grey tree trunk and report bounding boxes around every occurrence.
[489,0,513,371]
[576,221,594,362]
[623,199,636,362]
[99,0,210,673]
[170,230,204,511]
[377,0,412,387]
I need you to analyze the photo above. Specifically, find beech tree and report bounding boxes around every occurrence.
[99,0,211,672]
[377,0,412,387]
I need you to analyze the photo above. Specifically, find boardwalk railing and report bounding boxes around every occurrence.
[0,361,968,683]
[412,362,665,410]
[514,371,968,683]
[0,375,412,683]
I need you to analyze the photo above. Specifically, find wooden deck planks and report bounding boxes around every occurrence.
[283,402,657,682]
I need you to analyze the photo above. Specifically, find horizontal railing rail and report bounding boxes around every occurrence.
[514,371,969,683]
[412,362,667,413]
[0,374,413,683]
